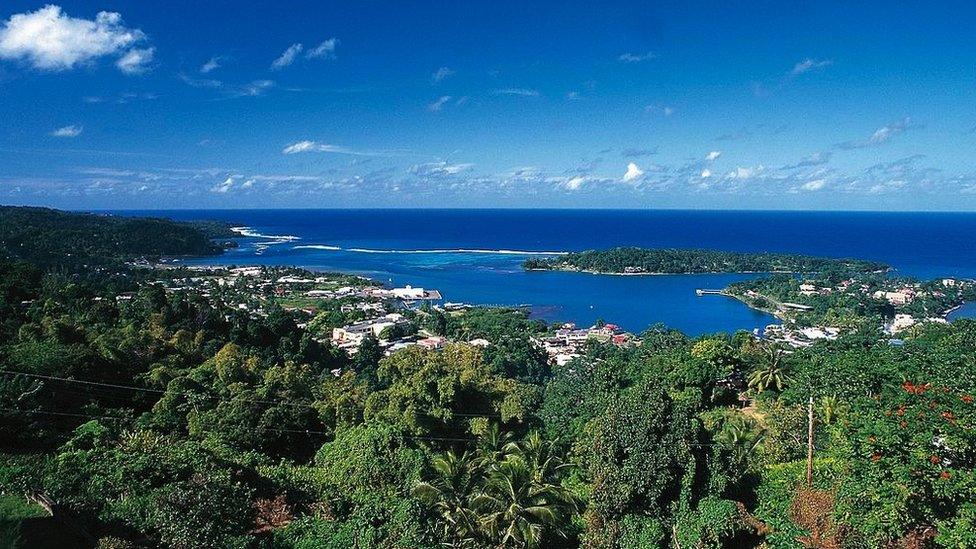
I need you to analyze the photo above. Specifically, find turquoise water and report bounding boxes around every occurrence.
[120,209,976,334]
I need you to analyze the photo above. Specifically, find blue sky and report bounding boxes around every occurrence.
[1,1,975,210]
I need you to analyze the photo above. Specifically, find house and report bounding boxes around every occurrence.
[417,336,447,350]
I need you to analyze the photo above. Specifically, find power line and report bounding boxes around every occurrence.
[0,368,512,419]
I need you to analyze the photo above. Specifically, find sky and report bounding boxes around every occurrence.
[1,1,975,210]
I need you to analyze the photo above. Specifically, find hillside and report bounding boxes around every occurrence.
[0,206,232,267]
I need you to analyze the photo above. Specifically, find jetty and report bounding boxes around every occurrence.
[696,289,726,296]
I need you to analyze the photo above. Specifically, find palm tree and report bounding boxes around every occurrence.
[413,450,483,548]
[473,456,576,549]
[716,415,764,473]
[477,423,515,467]
[819,395,847,425]
[747,344,788,393]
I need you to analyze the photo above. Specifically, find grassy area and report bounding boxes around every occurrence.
[0,494,46,521]
[0,495,47,549]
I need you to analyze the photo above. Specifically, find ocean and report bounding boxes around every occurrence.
[122,209,976,335]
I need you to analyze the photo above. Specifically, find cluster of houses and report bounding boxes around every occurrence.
[533,323,634,366]
[760,324,841,348]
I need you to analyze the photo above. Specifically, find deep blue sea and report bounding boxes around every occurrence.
[119,210,976,335]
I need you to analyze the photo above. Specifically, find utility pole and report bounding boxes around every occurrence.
[806,394,814,487]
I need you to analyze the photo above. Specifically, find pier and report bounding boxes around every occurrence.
[696,289,726,296]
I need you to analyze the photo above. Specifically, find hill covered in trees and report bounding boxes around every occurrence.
[0,207,974,548]
[0,206,234,267]
[524,247,888,275]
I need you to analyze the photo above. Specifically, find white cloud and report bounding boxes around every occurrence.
[790,58,832,75]
[281,140,388,156]
[306,38,339,60]
[211,175,236,193]
[618,51,657,63]
[700,169,712,178]
[492,88,540,97]
[51,124,82,137]
[800,178,826,191]
[870,117,913,144]
[410,162,473,177]
[271,43,303,69]
[428,95,452,112]
[236,79,274,97]
[0,5,150,73]
[115,46,153,74]
[622,162,644,182]
[200,55,221,73]
[838,118,918,149]
[706,151,722,161]
[728,166,763,179]
[432,66,454,83]
[564,175,586,190]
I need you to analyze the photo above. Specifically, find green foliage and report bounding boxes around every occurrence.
[525,247,887,275]
[0,206,229,267]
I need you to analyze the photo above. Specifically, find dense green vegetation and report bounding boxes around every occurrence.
[1,208,975,547]
[524,247,888,275]
[0,206,232,267]
[728,272,976,327]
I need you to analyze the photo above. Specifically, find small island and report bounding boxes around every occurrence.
[523,246,888,275]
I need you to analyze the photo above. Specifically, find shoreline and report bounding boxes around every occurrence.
[526,267,798,276]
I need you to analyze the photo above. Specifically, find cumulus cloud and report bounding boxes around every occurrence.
[790,58,832,75]
[564,175,586,190]
[211,175,236,193]
[51,124,82,137]
[306,38,339,59]
[706,151,722,161]
[800,179,826,191]
[431,66,454,83]
[271,43,303,69]
[428,95,452,112]
[618,51,657,63]
[622,162,644,182]
[0,5,151,73]
[492,88,540,97]
[115,46,154,74]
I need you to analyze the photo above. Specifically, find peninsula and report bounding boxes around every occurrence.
[523,246,888,275]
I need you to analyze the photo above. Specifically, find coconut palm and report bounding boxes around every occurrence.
[716,415,765,472]
[473,455,576,549]
[819,395,848,425]
[477,423,515,467]
[747,344,788,393]
[413,450,483,548]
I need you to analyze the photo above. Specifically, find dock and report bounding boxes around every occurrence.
[696,289,726,296]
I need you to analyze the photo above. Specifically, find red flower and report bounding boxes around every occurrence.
[962,395,973,404]
[871,453,881,462]
[940,471,951,480]
[930,455,941,464]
